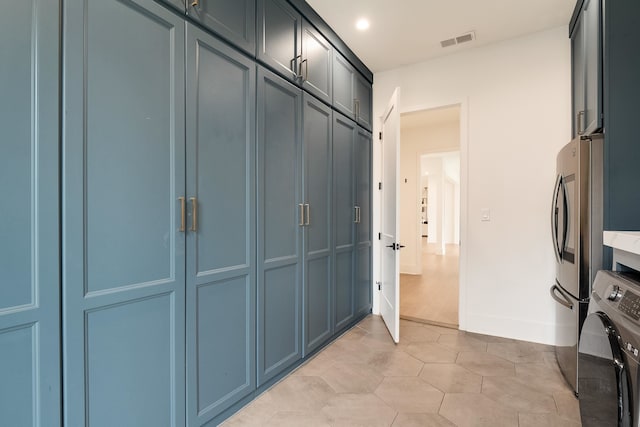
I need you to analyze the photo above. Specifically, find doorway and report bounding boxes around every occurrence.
[398,106,461,328]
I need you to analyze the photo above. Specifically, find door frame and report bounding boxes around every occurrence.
[372,97,469,331]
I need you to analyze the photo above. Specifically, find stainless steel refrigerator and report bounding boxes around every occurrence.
[549,134,603,395]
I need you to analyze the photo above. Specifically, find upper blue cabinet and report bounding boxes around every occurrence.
[257,0,302,82]
[300,20,333,105]
[570,0,602,136]
[188,0,256,54]
[333,51,372,131]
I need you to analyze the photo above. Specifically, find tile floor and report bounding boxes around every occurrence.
[400,242,459,327]
[222,315,581,427]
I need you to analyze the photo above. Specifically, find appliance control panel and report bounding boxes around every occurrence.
[619,291,640,321]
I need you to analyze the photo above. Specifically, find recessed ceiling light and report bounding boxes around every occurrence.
[356,18,370,31]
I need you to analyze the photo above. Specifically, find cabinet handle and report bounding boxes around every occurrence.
[299,203,305,226]
[190,0,198,7]
[357,206,361,223]
[178,197,186,232]
[190,197,198,232]
[577,110,585,135]
[354,206,359,223]
[354,99,360,120]
[299,58,308,82]
[291,55,302,79]
[305,203,310,226]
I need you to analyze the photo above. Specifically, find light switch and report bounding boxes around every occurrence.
[481,208,490,222]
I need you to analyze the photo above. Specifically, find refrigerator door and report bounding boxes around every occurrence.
[550,282,580,394]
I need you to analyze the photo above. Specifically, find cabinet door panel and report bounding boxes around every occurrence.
[333,113,356,331]
[333,51,356,118]
[0,1,60,425]
[356,128,372,244]
[301,20,333,104]
[355,74,373,131]
[188,0,256,54]
[303,95,333,355]
[355,246,372,315]
[583,0,602,134]
[257,0,301,82]
[257,67,303,386]
[185,25,256,425]
[63,1,186,425]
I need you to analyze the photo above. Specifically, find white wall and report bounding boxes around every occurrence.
[371,26,571,345]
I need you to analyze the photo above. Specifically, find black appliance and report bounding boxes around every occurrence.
[549,134,603,394]
[579,270,640,426]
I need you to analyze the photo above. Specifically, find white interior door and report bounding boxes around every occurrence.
[380,88,400,342]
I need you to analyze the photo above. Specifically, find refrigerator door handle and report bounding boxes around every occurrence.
[551,175,563,262]
[550,283,574,310]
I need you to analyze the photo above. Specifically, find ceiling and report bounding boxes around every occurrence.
[306,0,576,73]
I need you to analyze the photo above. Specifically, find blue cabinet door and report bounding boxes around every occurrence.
[257,66,303,386]
[301,20,333,105]
[302,94,333,356]
[355,74,373,131]
[333,51,356,119]
[187,0,256,54]
[185,24,256,426]
[332,113,357,331]
[0,1,60,425]
[355,128,373,316]
[257,0,302,82]
[63,1,186,425]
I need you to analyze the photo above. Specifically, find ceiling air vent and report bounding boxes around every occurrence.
[440,31,475,48]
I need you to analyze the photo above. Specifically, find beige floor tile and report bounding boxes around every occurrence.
[266,375,335,412]
[481,375,558,413]
[374,377,443,413]
[518,412,582,427]
[404,342,459,363]
[263,410,331,427]
[366,350,424,376]
[437,333,488,352]
[419,363,482,393]
[486,342,549,363]
[456,351,516,377]
[391,413,456,427]
[319,361,383,393]
[322,393,398,427]
[553,389,581,422]
[439,393,519,427]
[400,324,441,343]
[514,362,569,393]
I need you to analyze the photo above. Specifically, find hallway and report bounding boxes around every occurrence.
[400,242,459,327]
[222,315,579,426]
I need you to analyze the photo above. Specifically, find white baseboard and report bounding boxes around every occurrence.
[462,313,557,346]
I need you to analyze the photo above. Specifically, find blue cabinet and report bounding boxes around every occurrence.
[0,1,60,425]
[355,128,373,316]
[187,0,256,54]
[62,0,186,425]
[257,66,304,386]
[257,0,303,82]
[301,20,333,105]
[302,94,333,355]
[332,51,373,131]
[333,113,357,331]
[185,24,256,425]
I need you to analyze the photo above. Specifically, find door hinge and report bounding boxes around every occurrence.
[376,281,382,291]
[379,132,382,140]
[378,182,382,190]
[378,232,381,240]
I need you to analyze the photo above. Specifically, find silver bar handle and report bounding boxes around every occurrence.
[291,55,302,79]
[305,203,310,226]
[354,99,360,120]
[189,197,198,232]
[178,197,185,232]
[298,203,304,226]
[299,58,308,82]
[577,110,585,135]
[358,206,361,223]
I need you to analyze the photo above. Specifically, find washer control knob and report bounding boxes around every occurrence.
[608,285,623,301]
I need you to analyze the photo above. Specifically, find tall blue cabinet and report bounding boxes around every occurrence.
[0,1,61,425]
[2,0,373,425]
[185,24,257,425]
[62,0,187,425]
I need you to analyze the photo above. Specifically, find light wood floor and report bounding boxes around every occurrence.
[400,241,459,328]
